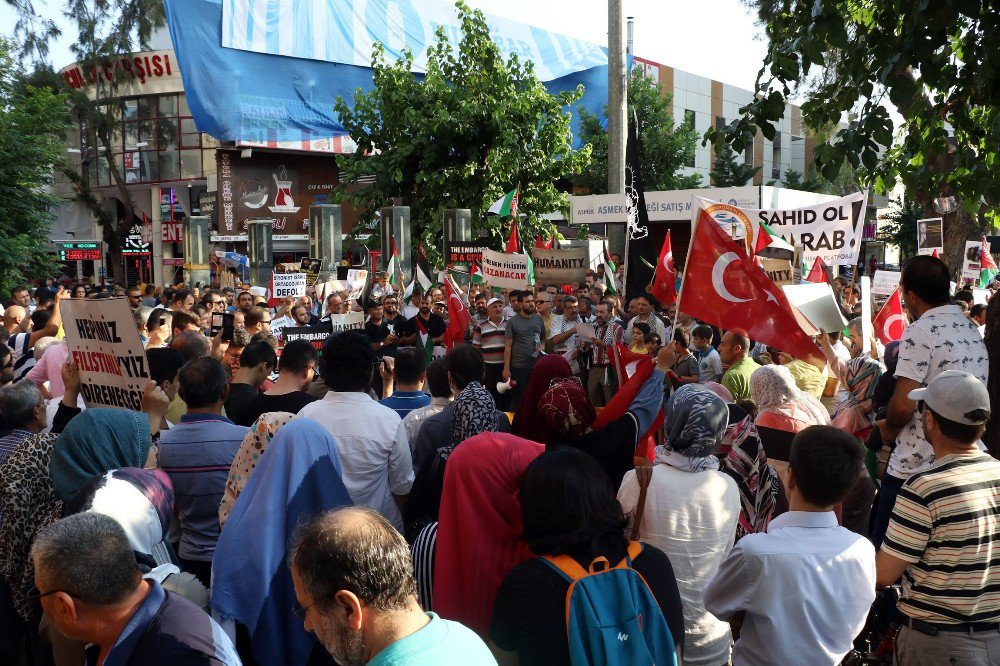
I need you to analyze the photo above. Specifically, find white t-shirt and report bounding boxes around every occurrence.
[696,347,724,383]
[891,304,988,477]
[624,313,667,345]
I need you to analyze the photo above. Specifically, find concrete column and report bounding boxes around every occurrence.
[443,208,472,284]
[247,219,274,288]
[309,204,343,271]
[151,187,165,287]
[184,216,211,288]
[380,206,411,277]
[606,0,627,257]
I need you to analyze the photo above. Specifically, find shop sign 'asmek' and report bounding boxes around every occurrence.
[215,149,338,238]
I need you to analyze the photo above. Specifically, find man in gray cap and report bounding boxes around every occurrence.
[876,370,999,663]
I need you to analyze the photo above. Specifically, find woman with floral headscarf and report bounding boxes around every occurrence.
[618,384,740,666]
[218,411,295,527]
[749,364,830,434]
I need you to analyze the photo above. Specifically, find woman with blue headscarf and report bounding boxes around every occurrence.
[211,418,353,666]
[618,384,740,666]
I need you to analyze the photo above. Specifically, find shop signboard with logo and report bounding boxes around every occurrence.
[214,149,338,240]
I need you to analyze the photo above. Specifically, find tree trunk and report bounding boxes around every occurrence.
[984,294,1000,456]
[911,151,981,282]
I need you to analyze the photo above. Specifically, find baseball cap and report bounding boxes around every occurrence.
[487,297,502,307]
[908,370,991,425]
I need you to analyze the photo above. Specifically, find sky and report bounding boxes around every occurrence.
[1,0,771,93]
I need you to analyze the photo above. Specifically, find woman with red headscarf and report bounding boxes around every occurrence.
[431,432,544,637]
[511,354,574,441]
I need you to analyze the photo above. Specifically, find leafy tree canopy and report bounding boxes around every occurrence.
[0,38,68,297]
[877,197,922,263]
[333,1,591,261]
[575,70,701,194]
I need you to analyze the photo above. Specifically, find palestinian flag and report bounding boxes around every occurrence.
[470,258,484,285]
[602,242,618,294]
[387,238,402,288]
[414,314,435,363]
[506,215,535,285]
[488,187,519,218]
[402,280,415,306]
[415,244,434,291]
[753,220,795,254]
[981,236,998,287]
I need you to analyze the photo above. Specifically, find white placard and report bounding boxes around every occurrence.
[962,240,982,281]
[574,322,597,341]
[781,283,849,333]
[861,276,874,355]
[482,249,532,289]
[345,269,368,300]
[326,311,365,332]
[62,298,151,410]
[873,270,901,296]
[271,272,307,299]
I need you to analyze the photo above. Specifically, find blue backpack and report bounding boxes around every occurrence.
[542,541,677,666]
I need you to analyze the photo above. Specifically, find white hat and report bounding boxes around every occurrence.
[487,297,502,307]
[908,370,990,425]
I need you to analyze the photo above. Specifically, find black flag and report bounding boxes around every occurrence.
[624,112,655,304]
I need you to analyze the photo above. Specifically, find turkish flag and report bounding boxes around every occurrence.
[443,276,470,350]
[649,231,677,307]
[807,256,829,283]
[873,287,907,345]
[594,344,663,461]
[682,211,823,363]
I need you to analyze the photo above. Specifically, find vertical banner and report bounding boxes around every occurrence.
[860,276,874,355]
[916,217,944,256]
[624,114,655,303]
[962,240,982,282]
[62,298,151,410]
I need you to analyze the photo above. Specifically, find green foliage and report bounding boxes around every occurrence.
[877,198,922,262]
[716,1,1000,226]
[710,145,761,187]
[575,70,701,194]
[0,39,68,297]
[334,1,591,263]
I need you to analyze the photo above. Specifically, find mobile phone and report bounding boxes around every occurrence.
[212,313,235,341]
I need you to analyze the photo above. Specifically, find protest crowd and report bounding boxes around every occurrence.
[0,232,997,666]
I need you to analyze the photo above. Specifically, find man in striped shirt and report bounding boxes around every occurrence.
[876,371,999,663]
[472,298,507,406]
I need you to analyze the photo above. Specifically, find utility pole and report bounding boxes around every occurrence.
[606,0,627,257]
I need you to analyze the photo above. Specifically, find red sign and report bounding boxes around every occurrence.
[162,258,185,266]
[64,249,103,261]
[60,52,175,90]
[162,222,183,243]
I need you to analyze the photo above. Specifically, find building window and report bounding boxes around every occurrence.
[772,166,781,180]
[715,115,726,129]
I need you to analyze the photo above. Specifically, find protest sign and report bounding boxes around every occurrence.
[300,257,322,285]
[532,247,588,284]
[61,298,150,410]
[482,249,532,289]
[282,323,333,354]
[270,272,307,301]
[327,311,365,333]
[873,270,901,296]
[916,217,944,256]
[345,269,368,300]
[446,241,489,266]
[860,276,874,355]
[760,258,794,286]
[781,283,849,333]
[693,192,869,267]
[962,240,982,281]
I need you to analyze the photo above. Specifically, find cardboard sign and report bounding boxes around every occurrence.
[447,241,489,266]
[873,270,901,296]
[300,257,323,286]
[962,240,982,281]
[916,217,944,256]
[482,249,532,289]
[61,298,151,410]
[532,247,589,284]
[761,258,794,286]
[781,283,849,333]
[271,272,307,300]
[345,269,368,301]
[326,311,365,333]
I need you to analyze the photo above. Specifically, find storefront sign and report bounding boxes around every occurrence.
[215,149,338,238]
[57,241,103,262]
[122,224,151,255]
[162,258,185,266]
[570,187,760,224]
[58,51,179,94]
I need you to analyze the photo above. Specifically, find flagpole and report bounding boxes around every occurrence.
[670,210,701,338]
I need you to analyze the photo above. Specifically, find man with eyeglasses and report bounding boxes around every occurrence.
[200,290,227,313]
[290,507,493,665]
[30,513,240,666]
[126,287,143,311]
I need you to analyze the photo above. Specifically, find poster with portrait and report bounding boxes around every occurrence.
[916,217,944,256]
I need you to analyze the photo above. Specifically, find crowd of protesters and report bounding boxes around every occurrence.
[0,251,996,666]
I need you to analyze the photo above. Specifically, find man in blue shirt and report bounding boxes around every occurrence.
[31,513,240,665]
[158,356,248,587]
[291,507,495,665]
[379,348,431,419]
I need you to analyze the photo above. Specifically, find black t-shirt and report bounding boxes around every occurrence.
[491,544,684,666]
[400,313,446,341]
[365,319,397,358]
[239,391,320,426]
[562,412,639,489]
[224,383,260,426]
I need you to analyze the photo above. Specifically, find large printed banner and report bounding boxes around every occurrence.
[282,312,364,354]
[532,247,588,284]
[62,298,151,410]
[693,192,869,267]
[481,249,532,289]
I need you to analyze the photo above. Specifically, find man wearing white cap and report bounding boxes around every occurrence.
[472,297,508,406]
[876,370,999,663]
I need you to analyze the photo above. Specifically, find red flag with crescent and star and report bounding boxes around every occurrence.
[682,210,823,363]
[873,287,907,345]
[649,231,677,306]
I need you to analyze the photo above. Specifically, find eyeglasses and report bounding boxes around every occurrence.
[291,599,319,622]
[28,588,81,604]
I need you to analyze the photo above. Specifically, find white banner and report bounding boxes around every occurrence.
[482,249,532,289]
[962,240,982,281]
[62,298,151,410]
[873,270,901,296]
[327,311,365,333]
[693,191,869,267]
[271,272,307,299]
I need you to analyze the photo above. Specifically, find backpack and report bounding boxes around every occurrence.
[541,541,677,666]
